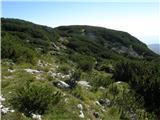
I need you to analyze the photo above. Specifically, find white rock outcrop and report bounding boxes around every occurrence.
[32,113,42,120]
[77,104,83,110]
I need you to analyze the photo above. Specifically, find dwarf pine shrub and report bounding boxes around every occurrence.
[11,82,61,116]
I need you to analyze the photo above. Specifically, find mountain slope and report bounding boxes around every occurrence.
[55,25,157,58]
[1,18,160,120]
[1,18,157,62]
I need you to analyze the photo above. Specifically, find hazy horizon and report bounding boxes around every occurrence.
[1,1,159,44]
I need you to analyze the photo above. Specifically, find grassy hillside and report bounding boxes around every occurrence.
[1,18,160,120]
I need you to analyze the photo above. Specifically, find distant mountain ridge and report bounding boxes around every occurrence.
[148,44,160,55]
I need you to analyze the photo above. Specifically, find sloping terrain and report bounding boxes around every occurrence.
[1,18,160,120]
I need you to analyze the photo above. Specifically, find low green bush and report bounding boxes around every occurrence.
[90,74,113,90]
[1,33,36,64]
[57,64,71,74]
[10,81,61,116]
[70,53,95,72]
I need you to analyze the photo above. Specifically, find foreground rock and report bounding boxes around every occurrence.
[53,80,70,89]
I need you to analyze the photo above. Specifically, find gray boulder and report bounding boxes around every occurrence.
[53,80,70,89]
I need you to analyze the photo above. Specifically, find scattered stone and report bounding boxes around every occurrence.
[0,95,14,114]
[99,98,110,106]
[37,60,50,67]
[48,71,57,77]
[62,93,66,96]
[26,39,30,43]
[78,81,91,88]
[35,75,45,81]
[48,71,71,79]
[0,95,6,101]
[37,60,44,67]
[0,104,3,109]
[36,48,43,52]
[1,107,9,114]
[51,42,60,50]
[101,108,106,112]
[54,80,70,88]
[79,110,84,118]
[99,86,105,90]
[32,113,42,120]
[10,109,15,113]
[77,104,83,110]
[0,104,15,114]
[64,98,68,103]
[93,112,100,118]
[65,74,70,78]
[57,80,70,88]
[61,75,65,79]
[24,69,43,74]
[130,113,137,120]
[3,76,14,79]
[116,81,122,84]
[56,73,61,77]
[8,69,15,73]
[95,101,102,107]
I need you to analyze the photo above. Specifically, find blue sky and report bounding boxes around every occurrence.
[1,1,160,44]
